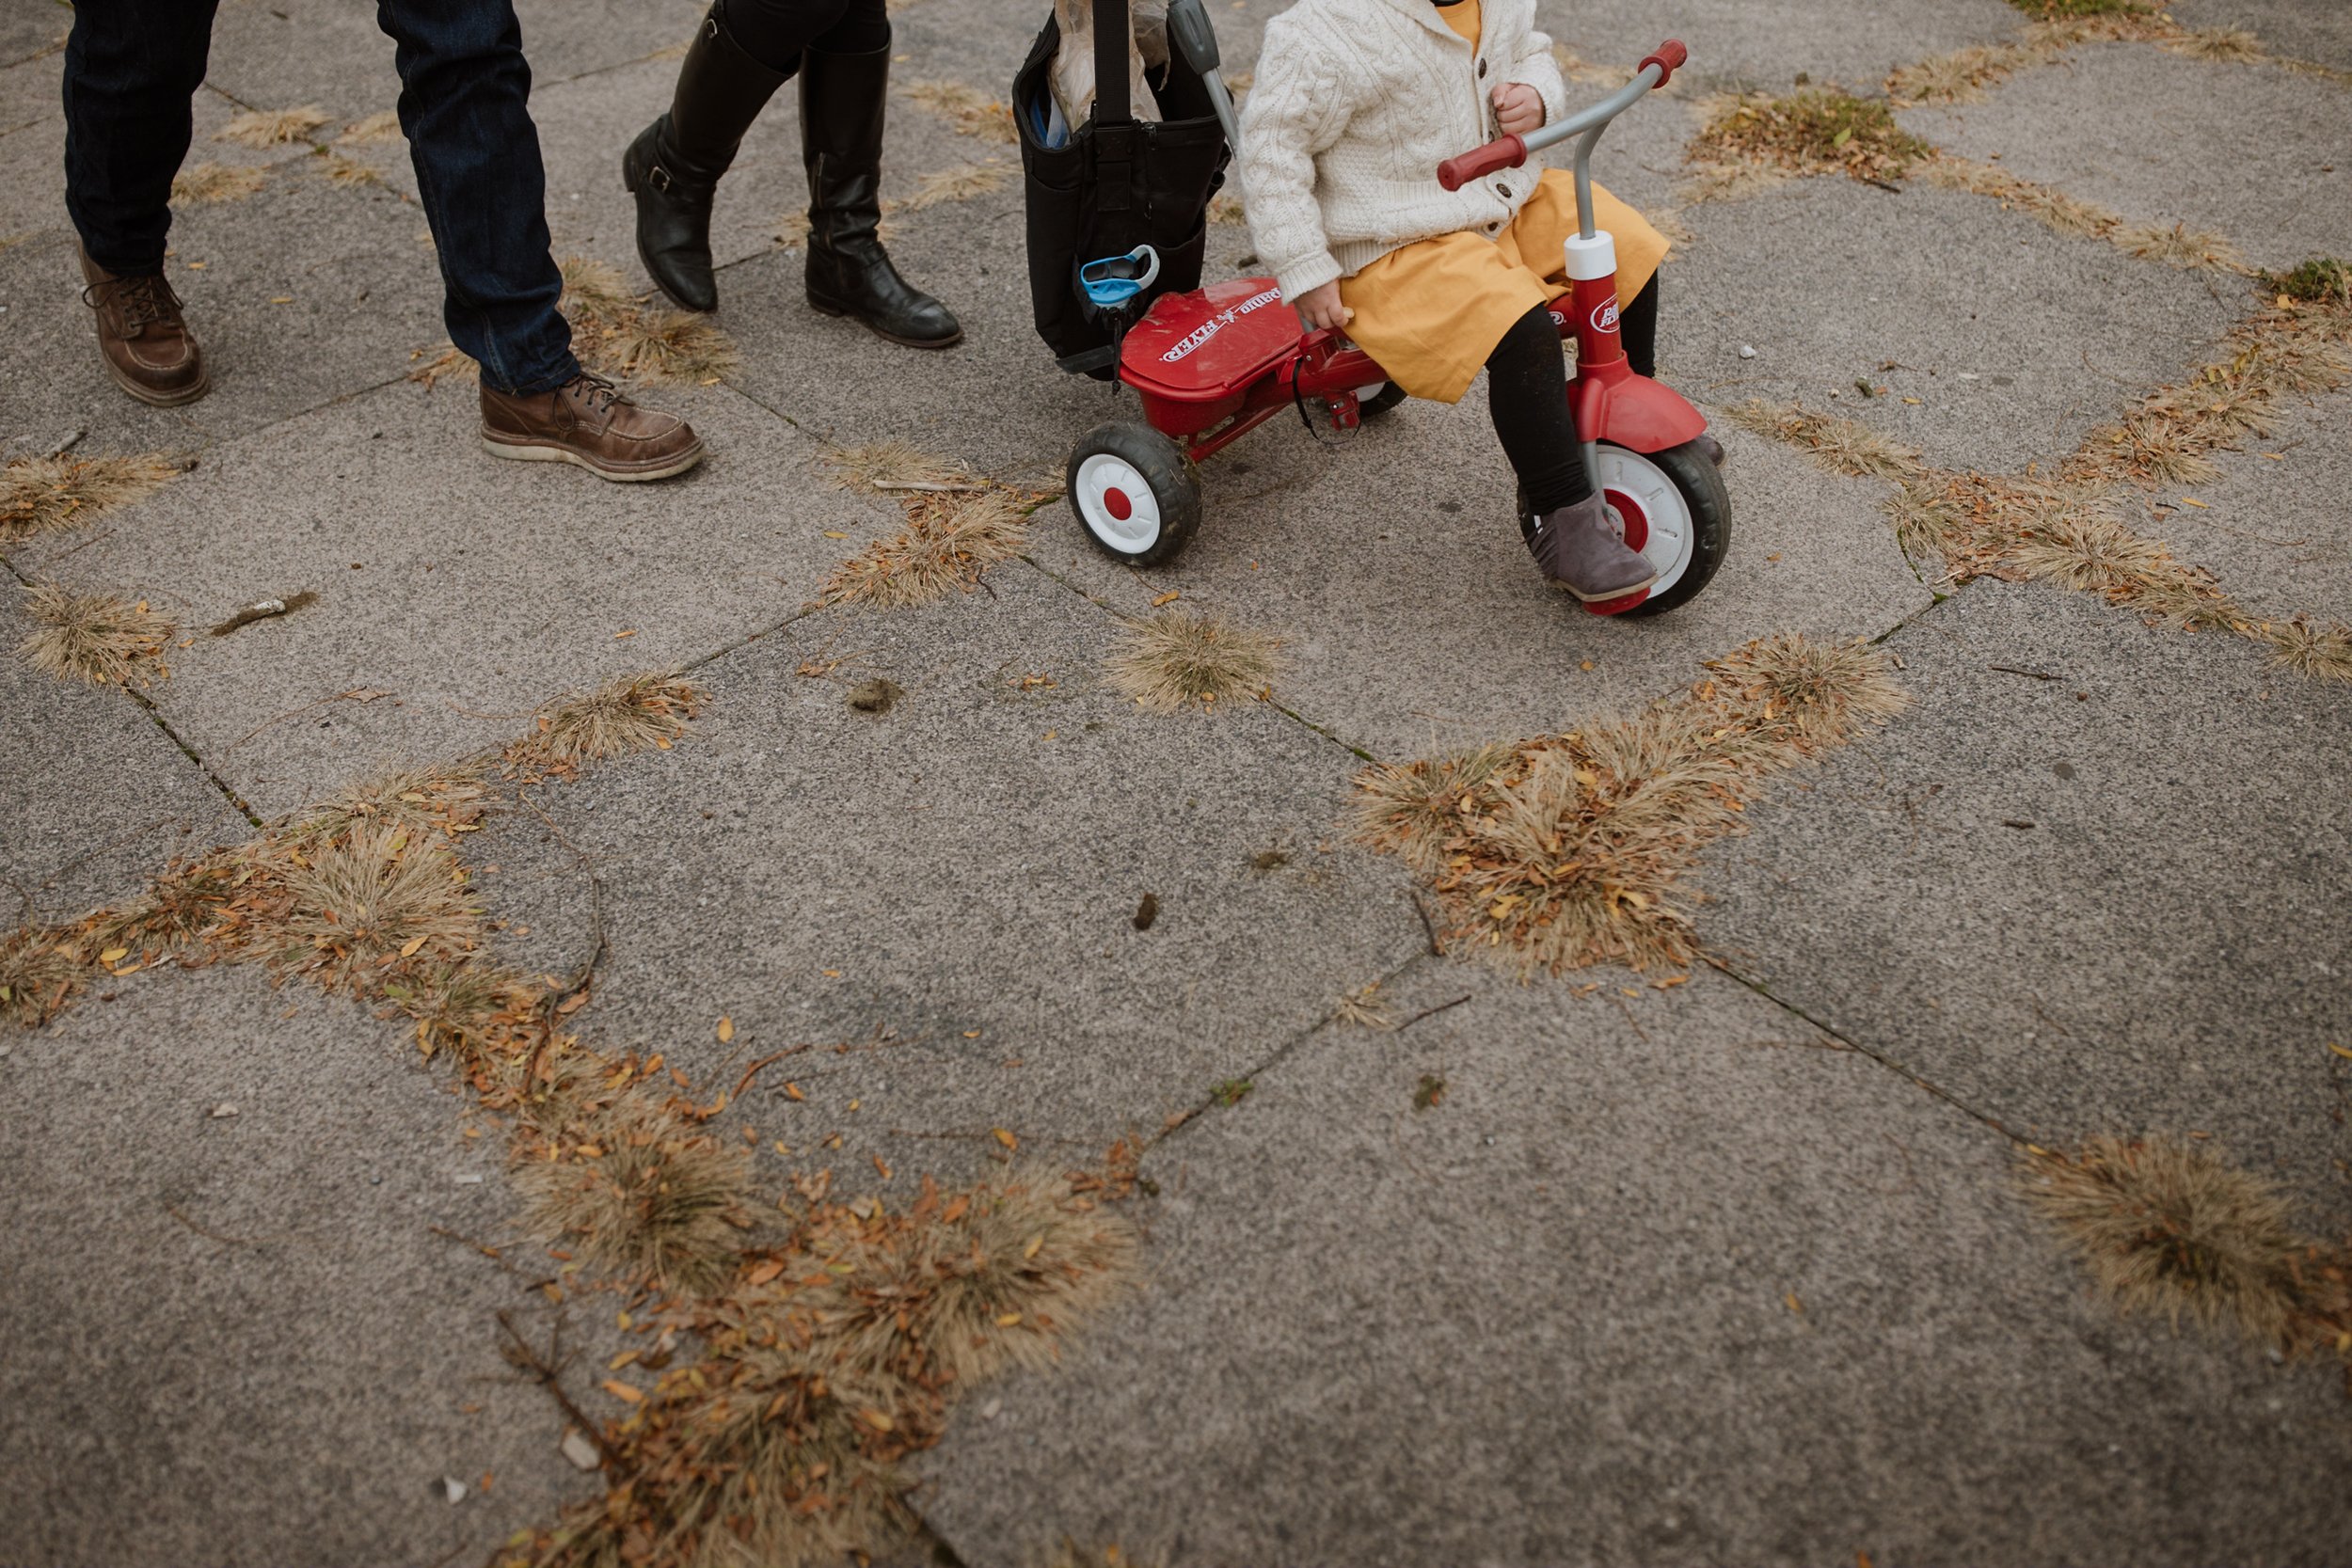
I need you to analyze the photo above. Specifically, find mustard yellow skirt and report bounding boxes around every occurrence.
[1336,169,1668,404]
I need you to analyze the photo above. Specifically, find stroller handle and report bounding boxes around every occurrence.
[1436,40,1686,191]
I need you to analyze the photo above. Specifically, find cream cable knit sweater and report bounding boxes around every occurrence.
[1235,0,1569,302]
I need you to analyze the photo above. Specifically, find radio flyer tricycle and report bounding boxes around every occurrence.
[1060,14,1730,617]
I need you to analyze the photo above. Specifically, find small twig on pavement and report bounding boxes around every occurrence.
[1392,994,1472,1034]
[495,1308,621,1465]
[1988,664,2063,682]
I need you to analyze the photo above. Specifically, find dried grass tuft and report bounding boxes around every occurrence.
[2258,616,2352,682]
[170,161,268,204]
[519,1093,753,1296]
[0,927,86,1029]
[270,817,480,995]
[2113,219,2248,274]
[337,110,404,145]
[1355,636,1905,974]
[898,159,1010,212]
[1689,87,1931,186]
[1886,44,2013,104]
[903,79,1017,143]
[2162,25,2263,62]
[215,103,329,148]
[1330,982,1393,1030]
[2,452,183,542]
[316,150,387,190]
[1722,400,1926,481]
[821,440,976,494]
[1104,609,1281,714]
[820,490,1030,609]
[17,581,176,687]
[2022,1136,2312,1348]
[1923,156,2122,240]
[512,673,708,771]
[406,341,480,388]
[518,1168,1140,1568]
[556,255,741,383]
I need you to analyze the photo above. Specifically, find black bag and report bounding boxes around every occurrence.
[1015,0,1230,378]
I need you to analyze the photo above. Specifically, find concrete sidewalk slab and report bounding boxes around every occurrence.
[10,376,895,819]
[461,561,1428,1193]
[915,958,2351,1567]
[2145,393,2352,628]
[0,962,601,1567]
[1701,579,2352,1227]
[1899,43,2352,276]
[0,168,444,460]
[0,596,250,926]
[1670,176,2226,476]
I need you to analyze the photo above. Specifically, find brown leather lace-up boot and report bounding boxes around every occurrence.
[78,246,208,407]
[479,372,707,483]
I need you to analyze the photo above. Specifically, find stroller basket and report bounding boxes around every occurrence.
[1015,0,1230,377]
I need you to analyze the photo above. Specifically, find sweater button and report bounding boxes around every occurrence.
[1477,58,1487,77]
[1497,182,1511,198]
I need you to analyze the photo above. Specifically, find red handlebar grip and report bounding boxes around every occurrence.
[1436,134,1527,192]
[1639,39,1687,88]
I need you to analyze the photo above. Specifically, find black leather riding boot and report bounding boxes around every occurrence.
[621,8,793,312]
[799,38,962,348]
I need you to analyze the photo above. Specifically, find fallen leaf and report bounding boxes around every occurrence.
[99,947,130,964]
[613,628,638,639]
[1785,1291,1804,1314]
[399,934,428,958]
[744,1259,786,1287]
[2328,1043,2352,1061]
[995,1312,1023,1326]
[2178,497,2209,509]
[716,1015,734,1043]
[993,1127,1019,1149]
[560,1430,601,1471]
[858,1408,895,1433]
[1150,589,1181,607]
[601,1379,643,1403]
[784,1082,804,1101]
[872,1154,893,1180]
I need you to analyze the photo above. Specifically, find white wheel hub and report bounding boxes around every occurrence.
[1597,444,1696,597]
[1073,451,1163,555]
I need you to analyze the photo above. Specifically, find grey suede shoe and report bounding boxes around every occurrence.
[1527,494,1660,602]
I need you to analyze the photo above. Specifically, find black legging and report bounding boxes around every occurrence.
[1486,274,1661,515]
[719,0,888,69]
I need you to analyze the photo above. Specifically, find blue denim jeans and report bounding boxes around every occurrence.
[63,0,580,394]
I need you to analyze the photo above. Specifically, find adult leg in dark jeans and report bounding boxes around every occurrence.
[373,0,705,479]
[60,0,217,404]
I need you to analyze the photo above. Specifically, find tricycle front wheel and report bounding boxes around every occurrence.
[1068,421,1201,567]
[1518,438,1731,617]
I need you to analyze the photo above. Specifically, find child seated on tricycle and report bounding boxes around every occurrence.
[1237,0,1715,601]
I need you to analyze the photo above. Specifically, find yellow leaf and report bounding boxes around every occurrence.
[716,1015,734,1043]
[608,1349,639,1370]
[1784,1292,1804,1314]
[745,1259,786,1286]
[269,294,294,304]
[99,947,130,964]
[2328,1043,2352,1061]
[2178,497,2208,509]
[858,1408,894,1432]
[1151,590,1181,607]
[993,1127,1018,1149]
[576,1143,603,1158]
[784,1082,804,1101]
[823,531,849,539]
[995,1312,1023,1326]
[399,934,428,958]
[1023,1234,1044,1259]
[600,1379,643,1403]
[613,628,638,639]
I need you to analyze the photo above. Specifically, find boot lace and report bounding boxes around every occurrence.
[564,372,631,414]
[85,273,182,334]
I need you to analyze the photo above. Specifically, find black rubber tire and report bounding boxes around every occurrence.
[1513,438,1733,617]
[1066,420,1202,567]
[1359,382,1409,419]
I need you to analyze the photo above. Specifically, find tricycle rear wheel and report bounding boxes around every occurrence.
[1067,421,1201,567]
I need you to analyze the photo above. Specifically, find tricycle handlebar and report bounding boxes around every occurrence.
[1436,39,1686,191]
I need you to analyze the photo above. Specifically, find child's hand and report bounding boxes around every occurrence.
[1492,82,1546,136]
[1293,281,1353,331]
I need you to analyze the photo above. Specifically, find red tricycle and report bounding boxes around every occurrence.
[1062,31,1730,618]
